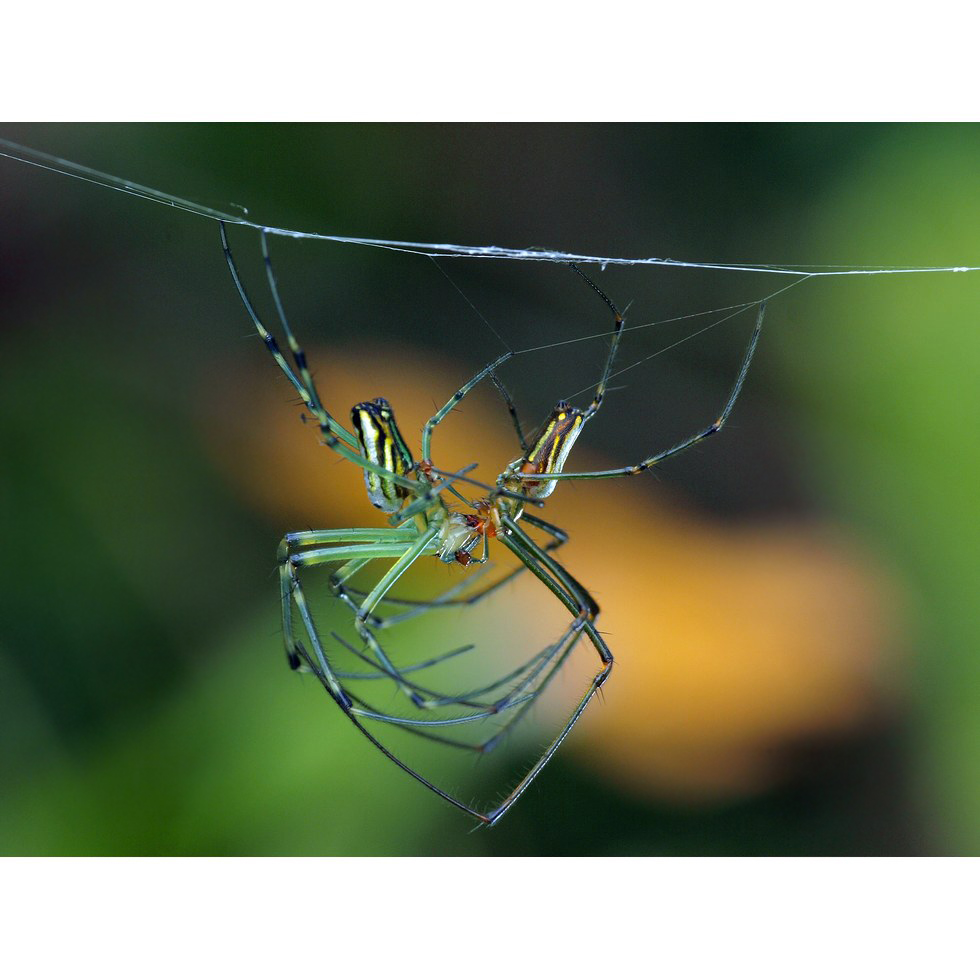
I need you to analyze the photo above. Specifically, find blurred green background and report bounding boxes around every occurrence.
[0,123,977,855]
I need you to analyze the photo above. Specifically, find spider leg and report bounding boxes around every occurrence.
[221,222,355,449]
[530,301,765,483]
[344,624,583,754]
[488,370,527,453]
[349,693,537,728]
[333,627,564,708]
[284,525,586,712]
[471,620,589,761]
[282,537,508,717]
[373,527,594,747]
[417,465,542,509]
[419,266,626,467]
[220,222,438,501]
[285,527,462,707]
[282,520,606,826]
[392,462,532,522]
[485,515,613,825]
[260,229,336,430]
[277,529,420,669]
[342,512,570,629]
[568,263,626,422]
[420,351,514,462]
[339,561,498,623]
[287,588,493,825]
[282,527,524,711]
[344,586,571,712]
[327,634,476,681]
[362,523,601,815]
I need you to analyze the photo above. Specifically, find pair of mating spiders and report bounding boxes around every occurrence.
[220,223,764,826]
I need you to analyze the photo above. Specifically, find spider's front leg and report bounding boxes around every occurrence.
[528,302,766,486]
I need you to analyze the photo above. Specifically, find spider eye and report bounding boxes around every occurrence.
[556,400,570,411]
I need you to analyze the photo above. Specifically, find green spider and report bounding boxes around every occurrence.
[220,222,764,826]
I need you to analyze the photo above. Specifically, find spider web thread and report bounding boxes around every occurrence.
[3,138,978,279]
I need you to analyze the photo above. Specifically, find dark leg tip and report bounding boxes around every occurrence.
[482,734,502,754]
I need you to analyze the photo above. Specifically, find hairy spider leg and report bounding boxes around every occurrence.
[286,551,557,727]
[220,222,441,500]
[419,262,625,469]
[222,223,347,448]
[278,531,425,669]
[338,630,565,714]
[420,350,513,462]
[224,223,516,510]
[329,629,557,705]
[337,513,570,630]
[344,621,588,756]
[301,460,548,643]
[484,515,613,825]
[281,528,543,712]
[281,538,497,711]
[288,558,562,716]
[524,301,766,485]
[259,229,354,448]
[358,515,612,825]
[329,517,614,814]
[494,263,626,506]
[282,527,486,709]
[488,371,528,453]
[327,637,476,681]
[281,514,588,729]
[283,519,611,826]
[569,262,627,423]
[286,587,492,824]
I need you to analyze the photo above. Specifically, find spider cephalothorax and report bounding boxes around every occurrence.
[436,499,504,566]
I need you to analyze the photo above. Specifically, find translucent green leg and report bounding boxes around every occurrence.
[420,352,513,461]
[527,302,765,484]
[280,509,610,827]
[286,573,493,825]
[332,627,564,710]
[282,525,564,714]
[343,513,569,628]
[485,515,613,826]
[278,529,424,670]
[280,527,443,702]
[359,523,607,808]
[221,221,439,500]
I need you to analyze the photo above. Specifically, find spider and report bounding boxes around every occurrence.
[219,222,765,826]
